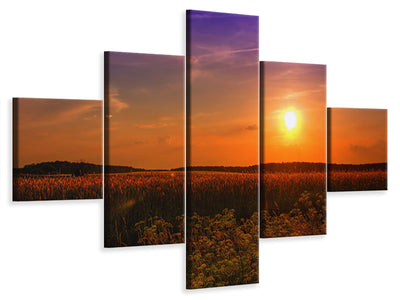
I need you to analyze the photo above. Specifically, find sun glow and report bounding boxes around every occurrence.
[284,111,297,130]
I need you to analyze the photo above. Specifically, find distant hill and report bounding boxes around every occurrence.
[104,165,146,173]
[13,161,102,176]
[13,161,145,176]
[14,161,386,176]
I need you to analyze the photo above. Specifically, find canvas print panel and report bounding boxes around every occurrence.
[186,10,259,289]
[13,98,102,201]
[104,52,184,247]
[260,62,327,238]
[327,108,387,191]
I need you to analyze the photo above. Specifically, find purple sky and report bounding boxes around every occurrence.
[187,10,259,167]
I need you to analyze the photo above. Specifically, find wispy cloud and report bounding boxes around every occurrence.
[18,99,102,129]
[193,47,258,62]
[135,122,170,129]
[109,88,128,113]
[133,116,177,129]
[268,88,324,102]
[191,112,220,119]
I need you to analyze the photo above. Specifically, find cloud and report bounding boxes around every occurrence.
[131,115,179,130]
[18,99,102,129]
[347,139,387,163]
[134,122,170,129]
[159,116,173,121]
[191,112,220,119]
[190,56,199,64]
[245,124,258,131]
[133,139,144,145]
[83,114,99,121]
[109,88,128,113]
[196,47,258,61]
[190,47,258,70]
[190,68,213,81]
[274,89,322,101]
[157,136,176,145]
[189,46,258,82]
[349,139,386,153]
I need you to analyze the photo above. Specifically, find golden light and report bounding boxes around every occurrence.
[284,111,297,130]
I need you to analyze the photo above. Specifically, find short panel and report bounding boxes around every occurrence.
[327,108,387,191]
[13,98,102,201]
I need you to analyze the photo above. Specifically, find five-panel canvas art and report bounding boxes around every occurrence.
[12,9,388,290]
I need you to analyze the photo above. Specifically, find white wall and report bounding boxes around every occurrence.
[1,0,399,299]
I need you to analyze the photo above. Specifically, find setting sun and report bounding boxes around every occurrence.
[284,111,297,130]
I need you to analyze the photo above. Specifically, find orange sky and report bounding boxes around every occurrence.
[261,61,326,163]
[328,108,387,164]
[105,52,184,169]
[13,98,102,168]
[188,11,259,167]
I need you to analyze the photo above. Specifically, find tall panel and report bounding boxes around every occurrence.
[328,108,387,191]
[186,10,259,289]
[260,62,326,238]
[104,52,184,247]
[13,98,102,201]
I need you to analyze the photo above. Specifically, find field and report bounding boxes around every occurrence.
[104,171,184,247]
[186,171,258,289]
[13,174,102,201]
[328,170,387,191]
[260,170,326,238]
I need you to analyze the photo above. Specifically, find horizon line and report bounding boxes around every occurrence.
[15,160,388,170]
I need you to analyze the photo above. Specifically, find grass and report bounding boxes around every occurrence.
[260,171,326,238]
[104,171,184,247]
[328,170,387,191]
[13,174,102,201]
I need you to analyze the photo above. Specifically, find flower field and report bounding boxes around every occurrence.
[260,171,326,238]
[186,171,259,289]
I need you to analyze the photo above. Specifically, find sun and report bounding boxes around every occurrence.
[284,111,297,130]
